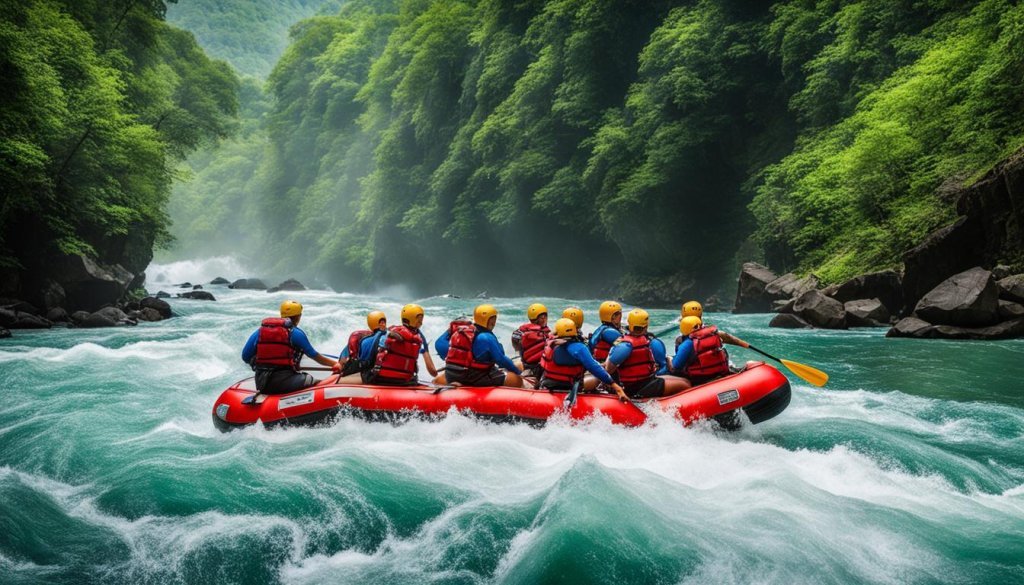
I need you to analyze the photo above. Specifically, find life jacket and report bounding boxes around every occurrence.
[342,329,377,376]
[512,323,549,366]
[445,322,493,371]
[615,333,656,384]
[588,323,621,361]
[540,338,585,384]
[253,317,300,370]
[373,325,423,383]
[684,325,730,379]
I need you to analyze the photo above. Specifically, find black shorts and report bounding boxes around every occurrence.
[254,368,316,395]
[361,370,419,386]
[623,377,665,399]
[445,366,507,387]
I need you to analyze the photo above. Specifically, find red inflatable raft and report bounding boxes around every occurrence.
[212,362,791,432]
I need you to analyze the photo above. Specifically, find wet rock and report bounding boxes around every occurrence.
[138,307,164,322]
[914,267,999,326]
[0,328,9,339]
[3,301,40,315]
[41,279,66,311]
[734,263,779,313]
[769,313,812,329]
[178,282,192,289]
[793,290,847,329]
[997,275,1024,303]
[45,308,70,323]
[0,308,14,327]
[155,291,171,299]
[992,265,1013,280]
[123,301,141,311]
[772,298,795,314]
[70,310,91,324]
[266,287,280,293]
[192,284,203,290]
[140,296,172,319]
[844,298,890,327]
[274,278,305,291]
[80,306,136,328]
[765,273,819,299]
[179,291,216,301]
[887,317,935,338]
[8,312,51,329]
[618,270,698,307]
[209,277,230,285]
[54,254,134,311]
[229,278,267,290]
[998,300,1024,320]
[828,270,903,316]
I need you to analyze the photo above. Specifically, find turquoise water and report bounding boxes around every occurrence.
[2,260,1024,584]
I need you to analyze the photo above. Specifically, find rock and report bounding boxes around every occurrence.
[178,282,192,288]
[2,301,40,315]
[9,312,51,329]
[0,328,9,339]
[80,306,136,328]
[997,275,1024,303]
[844,298,891,327]
[138,307,164,322]
[703,294,727,312]
[929,319,1024,340]
[155,291,171,299]
[769,313,812,329]
[828,270,903,316]
[123,301,141,311]
[0,309,14,327]
[274,278,306,291]
[53,254,134,312]
[179,290,216,301]
[209,277,230,285]
[229,278,267,290]
[45,308,70,323]
[992,265,1013,280]
[70,310,91,324]
[733,262,779,313]
[140,296,172,318]
[793,290,847,329]
[914,267,999,326]
[772,298,795,314]
[886,317,936,338]
[765,273,819,299]
[192,284,203,290]
[41,279,66,311]
[998,300,1024,320]
[266,287,280,294]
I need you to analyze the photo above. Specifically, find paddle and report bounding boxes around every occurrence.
[729,337,828,387]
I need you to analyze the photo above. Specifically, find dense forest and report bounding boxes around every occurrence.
[0,0,237,303]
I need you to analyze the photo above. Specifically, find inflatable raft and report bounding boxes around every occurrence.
[211,362,791,432]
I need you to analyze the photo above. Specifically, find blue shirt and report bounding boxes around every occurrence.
[378,328,429,354]
[435,330,450,360]
[473,330,521,374]
[551,340,614,385]
[607,336,667,374]
[671,338,695,373]
[340,330,386,361]
[241,325,320,364]
[588,324,622,354]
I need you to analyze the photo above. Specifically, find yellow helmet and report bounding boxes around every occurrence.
[626,308,649,332]
[367,310,387,330]
[562,307,584,328]
[598,301,622,323]
[553,317,578,338]
[280,300,303,318]
[527,303,548,322]
[680,316,703,336]
[682,301,703,319]
[401,304,424,328]
[474,304,498,328]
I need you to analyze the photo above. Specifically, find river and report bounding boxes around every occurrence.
[2,258,1023,584]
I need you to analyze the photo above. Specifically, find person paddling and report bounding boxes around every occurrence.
[605,309,690,398]
[588,301,623,361]
[539,318,626,401]
[241,300,337,401]
[436,304,523,388]
[336,310,388,378]
[358,303,438,386]
[511,303,550,380]
[670,316,742,384]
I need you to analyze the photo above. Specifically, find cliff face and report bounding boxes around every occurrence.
[902,150,1024,312]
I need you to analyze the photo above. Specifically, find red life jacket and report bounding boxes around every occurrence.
[373,325,423,383]
[616,333,656,384]
[445,322,493,371]
[540,338,584,384]
[513,323,549,366]
[254,317,299,369]
[341,329,375,375]
[684,325,730,378]
[589,324,621,361]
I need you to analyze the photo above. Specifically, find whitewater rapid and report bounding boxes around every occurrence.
[1,260,1023,584]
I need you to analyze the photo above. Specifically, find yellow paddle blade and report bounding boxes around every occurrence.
[780,359,828,387]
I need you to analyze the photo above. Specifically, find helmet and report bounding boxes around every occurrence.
[280,300,303,318]
[553,318,578,338]
[598,301,622,323]
[474,304,498,328]
[626,308,649,331]
[367,310,386,330]
[679,316,703,336]
[527,303,548,322]
[562,307,584,328]
[401,304,424,328]
[682,301,703,319]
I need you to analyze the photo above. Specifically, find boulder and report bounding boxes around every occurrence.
[765,273,819,299]
[123,301,141,311]
[0,328,9,339]
[772,298,795,314]
[53,254,134,311]
[828,270,903,316]
[914,267,999,326]
[140,296,172,319]
[3,301,40,315]
[274,278,306,291]
[997,275,1024,303]
[930,318,1024,340]
[209,277,230,285]
[998,300,1024,320]
[155,290,171,299]
[0,308,14,327]
[9,312,51,329]
[80,306,136,328]
[886,317,935,338]
[178,282,192,288]
[138,307,164,322]
[769,313,812,329]
[179,290,216,301]
[41,279,66,311]
[266,287,280,293]
[733,262,779,313]
[192,284,203,290]
[992,265,1013,280]
[70,310,91,324]
[843,298,890,327]
[229,278,267,290]
[45,308,70,323]
[793,290,847,329]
